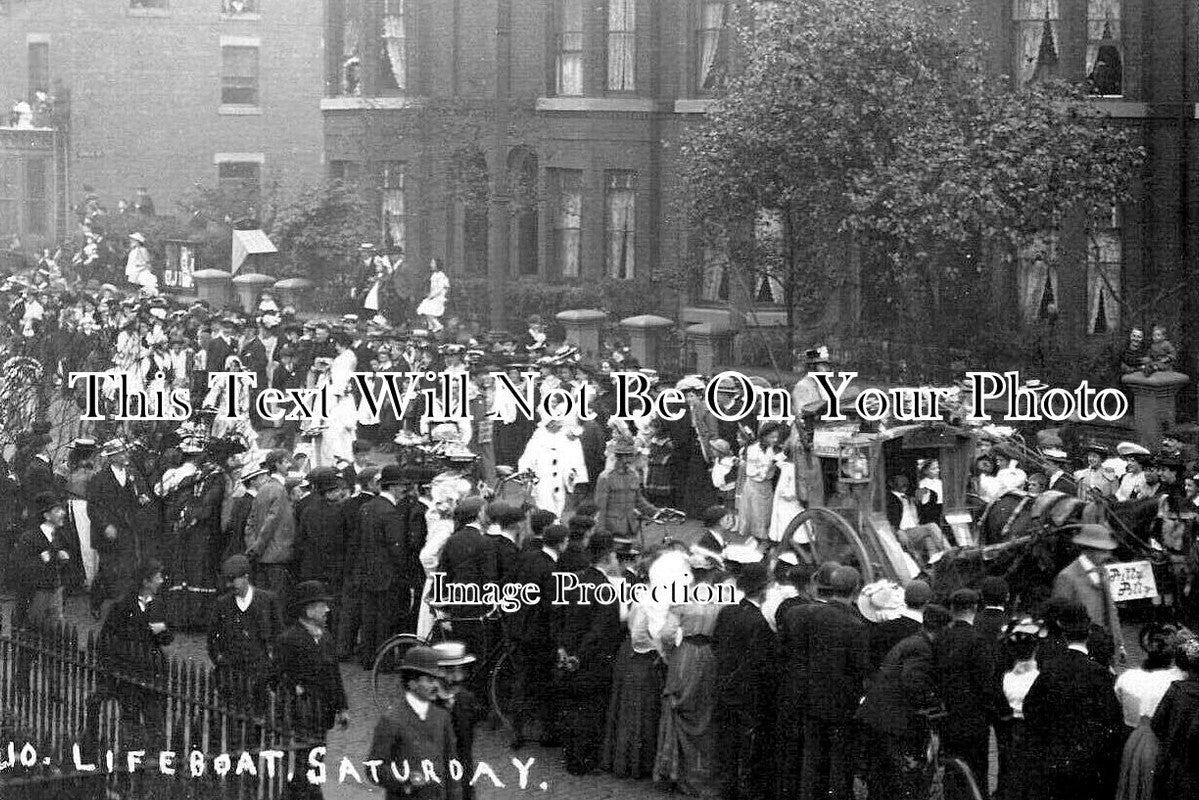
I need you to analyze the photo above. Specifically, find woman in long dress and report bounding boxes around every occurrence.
[1113,625,1185,800]
[416,257,449,333]
[654,557,723,798]
[737,423,786,542]
[602,577,665,778]
[416,462,473,638]
[768,451,804,543]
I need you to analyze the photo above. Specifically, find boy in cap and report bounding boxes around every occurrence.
[207,554,282,707]
[367,646,461,800]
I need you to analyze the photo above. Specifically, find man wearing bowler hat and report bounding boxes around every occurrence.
[11,491,71,632]
[88,438,144,620]
[275,580,350,733]
[367,645,462,800]
[207,554,282,707]
[1052,523,1124,661]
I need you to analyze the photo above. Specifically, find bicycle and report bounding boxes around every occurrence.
[371,606,519,734]
[645,506,688,547]
[918,707,985,800]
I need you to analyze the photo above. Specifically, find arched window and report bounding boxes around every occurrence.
[509,149,540,276]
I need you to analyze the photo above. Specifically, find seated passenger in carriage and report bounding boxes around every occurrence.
[994,447,1028,493]
[1073,444,1118,500]
[886,474,950,568]
[1115,442,1153,501]
[975,454,1005,504]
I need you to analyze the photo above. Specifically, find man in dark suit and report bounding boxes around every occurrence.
[483,500,523,587]
[244,450,296,593]
[88,439,144,618]
[203,317,237,386]
[857,604,952,800]
[555,532,624,775]
[433,642,483,800]
[295,470,351,589]
[976,576,1009,647]
[1023,601,1124,800]
[11,492,72,632]
[357,464,422,668]
[437,497,496,659]
[508,523,569,748]
[866,578,930,672]
[337,466,378,662]
[97,558,173,740]
[19,432,57,522]
[935,588,1008,790]
[207,554,281,708]
[274,580,350,798]
[795,566,869,800]
[367,645,462,800]
[239,319,269,423]
[715,559,778,800]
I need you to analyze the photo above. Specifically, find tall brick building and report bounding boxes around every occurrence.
[322,0,1199,369]
[0,0,324,251]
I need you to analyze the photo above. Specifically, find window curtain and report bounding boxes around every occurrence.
[606,188,635,278]
[1017,236,1059,323]
[557,187,581,277]
[342,17,362,95]
[558,0,584,96]
[1086,0,1121,95]
[607,0,635,92]
[698,2,725,90]
[383,2,407,91]
[383,189,405,252]
[1014,0,1059,87]
[701,241,728,301]
[1087,231,1121,333]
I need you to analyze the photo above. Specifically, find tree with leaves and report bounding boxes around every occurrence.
[268,180,374,284]
[681,0,1143,358]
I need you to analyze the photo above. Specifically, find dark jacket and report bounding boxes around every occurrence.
[857,629,938,735]
[207,587,282,670]
[357,494,421,591]
[296,497,350,588]
[508,548,558,646]
[11,524,70,594]
[935,619,1007,740]
[223,491,255,559]
[273,622,348,731]
[367,696,462,800]
[100,589,174,678]
[555,566,624,693]
[1024,646,1123,800]
[437,523,497,606]
[714,598,777,713]
[341,491,376,592]
[868,615,921,673]
[789,598,869,722]
[20,455,58,520]
[486,533,521,588]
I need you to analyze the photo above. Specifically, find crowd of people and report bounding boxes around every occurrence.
[5,231,1199,800]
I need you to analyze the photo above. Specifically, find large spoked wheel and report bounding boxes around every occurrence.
[487,647,519,734]
[372,633,429,710]
[781,507,876,583]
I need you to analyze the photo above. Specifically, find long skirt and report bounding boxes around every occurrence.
[737,479,774,541]
[654,640,719,797]
[1115,722,1158,800]
[601,640,663,778]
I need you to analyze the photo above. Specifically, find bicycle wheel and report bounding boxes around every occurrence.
[928,757,985,800]
[372,633,428,710]
[487,647,519,734]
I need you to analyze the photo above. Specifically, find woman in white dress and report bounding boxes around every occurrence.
[416,257,449,333]
[416,457,475,638]
[315,334,358,466]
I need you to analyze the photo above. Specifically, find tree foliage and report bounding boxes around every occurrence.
[682,0,1144,345]
[268,180,374,281]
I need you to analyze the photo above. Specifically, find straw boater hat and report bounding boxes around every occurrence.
[1117,441,1152,459]
[857,580,906,623]
[399,646,447,678]
[100,438,128,458]
[431,642,477,667]
[1068,523,1118,551]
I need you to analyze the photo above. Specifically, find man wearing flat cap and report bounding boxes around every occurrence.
[244,449,296,594]
[207,554,282,707]
[1052,524,1123,661]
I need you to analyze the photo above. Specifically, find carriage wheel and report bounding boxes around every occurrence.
[487,647,519,734]
[781,507,876,583]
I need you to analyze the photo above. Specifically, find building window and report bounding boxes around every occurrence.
[752,210,785,304]
[551,169,582,278]
[696,2,727,92]
[330,160,362,184]
[24,158,47,237]
[381,162,406,254]
[0,159,16,236]
[605,171,636,279]
[556,0,584,97]
[1086,0,1121,96]
[218,161,261,199]
[1088,228,1121,334]
[27,42,49,100]
[607,0,635,92]
[222,0,256,13]
[381,0,407,93]
[221,45,259,106]
[131,0,168,7]
[1017,233,1060,324]
[1013,0,1060,88]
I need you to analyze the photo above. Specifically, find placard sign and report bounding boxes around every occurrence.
[1105,560,1158,602]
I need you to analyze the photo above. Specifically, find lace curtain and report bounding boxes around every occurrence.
[1087,231,1121,333]
[606,187,635,279]
[555,176,582,277]
[383,3,407,92]
[557,0,584,96]
[1017,234,1059,324]
[1086,0,1122,96]
[1014,0,1059,87]
[698,2,726,91]
[607,0,635,92]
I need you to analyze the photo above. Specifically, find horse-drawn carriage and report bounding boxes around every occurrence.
[779,420,1173,614]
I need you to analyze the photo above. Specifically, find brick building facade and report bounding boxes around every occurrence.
[0,0,324,251]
